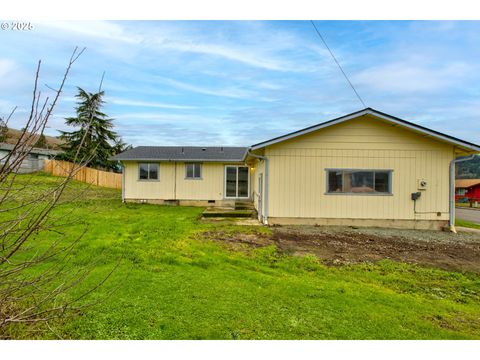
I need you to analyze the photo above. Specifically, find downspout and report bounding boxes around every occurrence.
[174,161,177,200]
[121,162,125,202]
[449,154,476,232]
[247,150,269,225]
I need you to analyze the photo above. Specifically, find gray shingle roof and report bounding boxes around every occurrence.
[0,142,61,156]
[111,146,248,162]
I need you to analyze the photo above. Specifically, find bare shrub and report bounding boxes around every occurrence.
[0,48,116,338]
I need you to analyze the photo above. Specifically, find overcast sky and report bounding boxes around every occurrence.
[1,20,479,146]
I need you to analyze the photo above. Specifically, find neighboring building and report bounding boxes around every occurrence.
[112,108,480,230]
[455,179,480,201]
[0,143,60,173]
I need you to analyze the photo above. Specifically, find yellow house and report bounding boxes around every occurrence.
[113,108,480,230]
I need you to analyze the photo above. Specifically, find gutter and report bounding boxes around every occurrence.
[247,150,269,225]
[449,154,476,232]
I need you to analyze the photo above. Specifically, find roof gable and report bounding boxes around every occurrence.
[251,108,480,153]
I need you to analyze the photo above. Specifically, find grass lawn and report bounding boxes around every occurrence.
[456,219,480,230]
[2,173,480,339]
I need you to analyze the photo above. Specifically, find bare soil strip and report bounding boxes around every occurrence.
[203,226,480,273]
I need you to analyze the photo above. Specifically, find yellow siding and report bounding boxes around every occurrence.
[252,158,265,215]
[124,161,175,199]
[175,163,225,200]
[123,161,231,200]
[264,115,455,221]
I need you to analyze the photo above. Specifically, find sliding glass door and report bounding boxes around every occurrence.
[225,166,249,198]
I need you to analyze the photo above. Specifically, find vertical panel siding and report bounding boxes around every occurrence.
[266,116,454,220]
[124,161,175,199]
[124,161,239,200]
[175,162,225,200]
[252,159,265,212]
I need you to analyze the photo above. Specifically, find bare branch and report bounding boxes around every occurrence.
[0,47,117,339]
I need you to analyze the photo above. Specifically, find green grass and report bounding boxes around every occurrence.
[456,219,480,230]
[2,173,480,339]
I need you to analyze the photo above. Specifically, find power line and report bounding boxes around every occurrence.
[310,20,367,108]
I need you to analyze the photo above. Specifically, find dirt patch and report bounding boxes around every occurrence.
[203,226,480,273]
[202,231,272,249]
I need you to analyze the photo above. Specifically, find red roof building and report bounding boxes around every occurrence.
[455,179,480,200]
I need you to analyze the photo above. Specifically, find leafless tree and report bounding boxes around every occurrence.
[0,48,116,338]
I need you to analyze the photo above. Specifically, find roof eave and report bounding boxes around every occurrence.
[111,158,246,162]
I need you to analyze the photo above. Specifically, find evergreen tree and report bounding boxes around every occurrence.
[456,156,480,179]
[59,87,118,170]
[34,133,47,148]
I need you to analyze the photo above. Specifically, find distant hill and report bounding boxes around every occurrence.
[4,128,63,150]
[456,156,480,179]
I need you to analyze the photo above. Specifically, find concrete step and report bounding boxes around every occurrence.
[234,201,255,210]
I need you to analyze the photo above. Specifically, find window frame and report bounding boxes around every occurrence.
[138,162,160,181]
[185,162,203,180]
[325,168,393,195]
[224,165,250,199]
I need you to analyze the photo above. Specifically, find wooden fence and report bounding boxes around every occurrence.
[44,159,122,190]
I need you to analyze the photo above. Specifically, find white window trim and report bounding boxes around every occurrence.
[138,162,160,181]
[185,162,202,180]
[224,165,250,199]
[325,168,393,196]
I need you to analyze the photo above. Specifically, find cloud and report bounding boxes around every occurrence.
[37,21,323,73]
[112,112,224,125]
[36,21,142,44]
[0,58,31,93]
[154,76,258,99]
[0,59,17,78]
[109,98,196,110]
[158,41,298,72]
[353,59,473,93]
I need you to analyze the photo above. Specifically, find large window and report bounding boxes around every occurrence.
[327,169,392,194]
[185,163,202,179]
[138,163,159,180]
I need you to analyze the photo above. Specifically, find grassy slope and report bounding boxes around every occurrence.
[5,128,62,149]
[3,174,480,339]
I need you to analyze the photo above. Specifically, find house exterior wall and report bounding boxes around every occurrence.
[251,157,266,218]
[0,149,51,173]
[123,161,247,204]
[262,115,455,228]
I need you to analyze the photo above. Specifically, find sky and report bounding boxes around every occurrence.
[1,20,480,146]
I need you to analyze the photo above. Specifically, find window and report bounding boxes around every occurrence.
[185,163,202,179]
[225,166,249,198]
[138,163,159,180]
[326,169,392,194]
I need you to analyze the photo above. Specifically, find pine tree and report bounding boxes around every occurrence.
[34,134,47,148]
[59,87,118,170]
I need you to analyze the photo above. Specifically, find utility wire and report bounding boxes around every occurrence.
[310,20,367,108]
